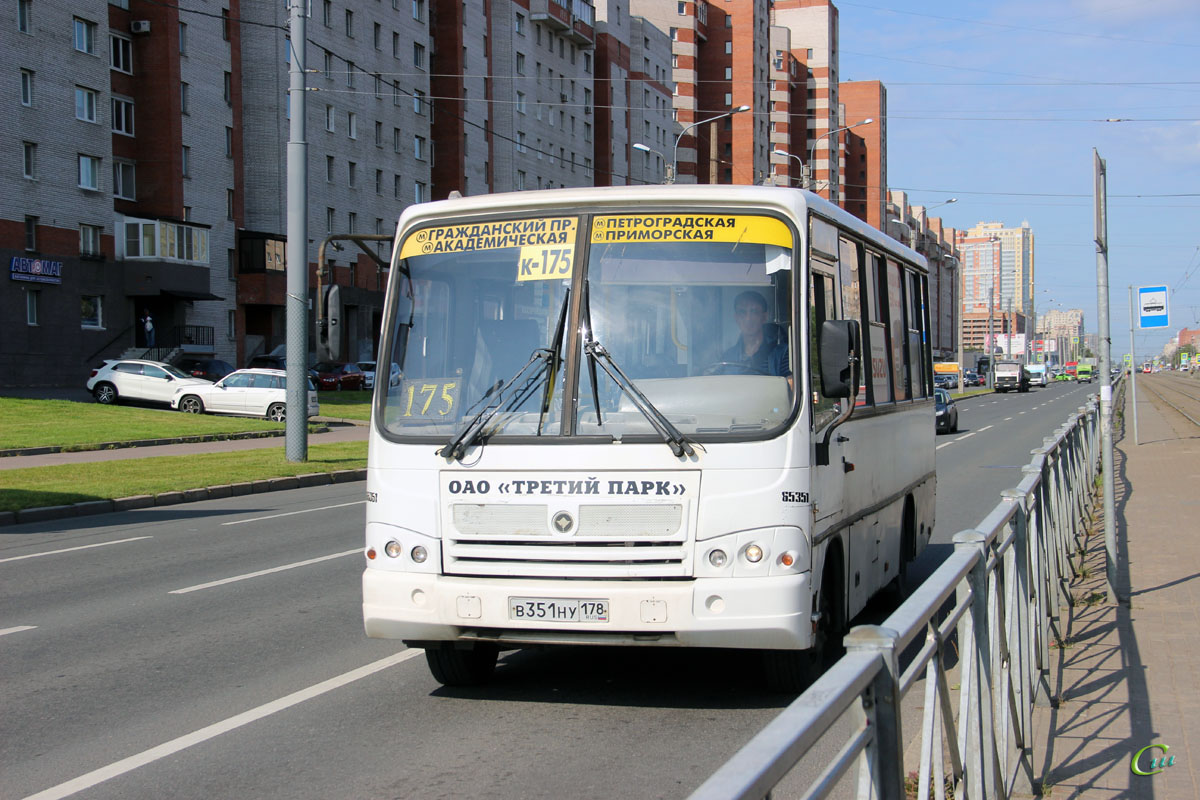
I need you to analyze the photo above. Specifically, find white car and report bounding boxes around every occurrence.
[170,368,319,421]
[356,361,401,390]
[87,359,211,406]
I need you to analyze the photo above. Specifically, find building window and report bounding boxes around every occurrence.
[226,126,233,157]
[347,211,357,233]
[413,90,425,114]
[20,69,34,105]
[26,289,39,326]
[81,295,104,328]
[110,35,133,73]
[393,174,401,199]
[323,49,333,79]
[516,53,525,75]
[74,18,96,54]
[18,0,31,33]
[413,0,425,22]
[392,31,400,59]
[375,169,383,194]
[78,155,100,189]
[223,71,232,104]
[393,81,402,106]
[724,41,732,55]
[347,111,357,139]
[345,9,354,37]
[516,91,526,113]
[393,127,402,152]
[181,146,190,177]
[413,43,425,69]
[345,62,355,87]
[326,207,335,233]
[113,161,136,199]
[180,82,190,114]
[516,170,526,190]
[221,8,230,41]
[373,22,381,49]
[724,92,732,106]
[75,87,97,122]
[22,142,36,179]
[516,13,525,34]
[24,216,37,250]
[227,189,235,219]
[348,161,357,187]
[178,21,188,54]
[375,120,383,147]
[516,132,527,153]
[80,224,102,256]
[326,155,335,182]
[322,0,331,26]
[414,182,426,203]
[227,310,236,340]
[414,135,426,160]
[325,104,335,131]
[112,97,135,136]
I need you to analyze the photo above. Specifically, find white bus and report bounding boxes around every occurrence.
[362,185,936,691]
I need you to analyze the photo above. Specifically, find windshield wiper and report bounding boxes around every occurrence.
[581,282,695,458]
[438,350,553,461]
[439,290,571,462]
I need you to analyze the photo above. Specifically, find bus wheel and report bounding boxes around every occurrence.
[762,560,844,693]
[424,643,499,686]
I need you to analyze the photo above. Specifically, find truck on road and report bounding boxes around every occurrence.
[994,359,1029,393]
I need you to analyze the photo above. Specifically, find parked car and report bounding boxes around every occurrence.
[357,361,401,390]
[934,374,958,390]
[246,354,287,370]
[310,361,366,391]
[173,357,236,383]
[86,359,212,406]
[934,388,959,434]
[962,371,982,387]
[171,368,319,421]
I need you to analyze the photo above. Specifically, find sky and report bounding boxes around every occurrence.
[835,0,1200,362]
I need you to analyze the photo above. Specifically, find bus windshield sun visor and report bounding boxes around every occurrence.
[438,293,570,461]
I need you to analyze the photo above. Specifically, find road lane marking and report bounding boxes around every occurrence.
[0,537,152,564]
[958,432,978,440]
[1004,417,1014,421]
[169,549,361,594]
[1019,411,1027,415]
[0,625,37,637]
[220,500,366,527]
[979,425,994,432]
[22,649,424,800]
[936,441,955,450]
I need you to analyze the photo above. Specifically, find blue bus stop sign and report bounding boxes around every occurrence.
[1138,286,1169,329]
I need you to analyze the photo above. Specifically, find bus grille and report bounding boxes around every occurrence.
[445,503,688,578]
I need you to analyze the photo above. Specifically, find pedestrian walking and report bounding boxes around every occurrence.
[143,310,155,348]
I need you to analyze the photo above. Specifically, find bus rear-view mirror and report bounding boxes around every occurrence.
[819,319,861,399]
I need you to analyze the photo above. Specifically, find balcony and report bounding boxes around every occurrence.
[531,0,571,31]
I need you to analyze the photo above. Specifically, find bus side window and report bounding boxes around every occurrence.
[887,259,909,401]
[810,270,840,430]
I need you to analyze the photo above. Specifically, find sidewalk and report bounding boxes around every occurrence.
[1033,384,1200,797]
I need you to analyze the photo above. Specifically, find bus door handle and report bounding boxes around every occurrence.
[836,434,850,443]
[843,458,855,473]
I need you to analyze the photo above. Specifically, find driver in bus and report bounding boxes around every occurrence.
[721,290,791,377]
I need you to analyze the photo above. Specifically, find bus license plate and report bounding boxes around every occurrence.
[509,597,609,623]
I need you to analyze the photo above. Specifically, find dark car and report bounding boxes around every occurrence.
[247,354,287,370]
[310,361,366,391]
[934,374,958,390]
[962,371,981,387]
[173,357,236,383]
[935,388,958,434]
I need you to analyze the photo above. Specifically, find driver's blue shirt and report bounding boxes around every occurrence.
[721,337,790,377]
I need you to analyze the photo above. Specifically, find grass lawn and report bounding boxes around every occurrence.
[315,389,373,421]
[0,398,297,451]
[0,441,368,513]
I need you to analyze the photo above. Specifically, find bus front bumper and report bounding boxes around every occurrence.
[363,570,814,650]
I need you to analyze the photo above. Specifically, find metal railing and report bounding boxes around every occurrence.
[691,382,1118,800]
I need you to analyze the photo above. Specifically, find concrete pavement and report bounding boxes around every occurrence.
[1033,380,1200,797]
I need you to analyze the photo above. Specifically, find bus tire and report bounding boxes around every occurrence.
[762,551,844,693]
[424,643,499,686]
[889,499,917,600]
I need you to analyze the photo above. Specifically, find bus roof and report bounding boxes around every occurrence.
[393,185,929,273]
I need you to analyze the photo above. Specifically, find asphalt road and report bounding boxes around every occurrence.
[1,380,1099,799]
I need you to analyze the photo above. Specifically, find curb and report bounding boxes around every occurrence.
[0,426,335,459]
[1,468,367,528]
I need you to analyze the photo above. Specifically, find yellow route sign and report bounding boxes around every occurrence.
[590,214,792,247]
[399,217,577,259]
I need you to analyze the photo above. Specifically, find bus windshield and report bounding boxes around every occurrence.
[380,212,798,443]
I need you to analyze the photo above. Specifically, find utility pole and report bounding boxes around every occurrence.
[1128,285,1139,445]
[987,287,994,386]
[285,0,309,462]
[1094,149,1118,602]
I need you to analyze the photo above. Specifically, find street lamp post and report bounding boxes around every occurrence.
[671,105,751,184]
[632,142,669,184]
[805,118,873,192]
[772,149,803,186]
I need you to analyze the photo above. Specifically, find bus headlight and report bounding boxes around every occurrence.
[708,549,729,568]
[744,544,764,563]
[411,545,429,563]
[384,540,403,558]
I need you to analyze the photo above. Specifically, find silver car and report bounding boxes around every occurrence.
[86,359,211,406]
